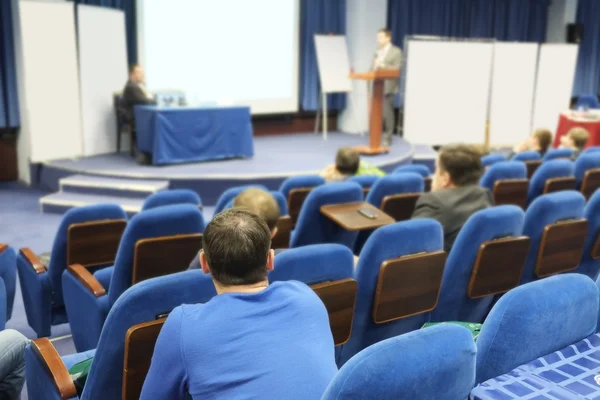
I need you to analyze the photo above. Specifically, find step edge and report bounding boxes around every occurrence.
[40,195,142,213]
[59,179,168,192]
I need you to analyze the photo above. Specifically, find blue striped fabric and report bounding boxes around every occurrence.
[471,333,600,399]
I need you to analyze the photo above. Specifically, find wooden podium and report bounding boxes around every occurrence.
[349,69,401,155]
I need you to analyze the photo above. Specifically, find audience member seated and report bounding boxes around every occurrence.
[412,144,494,252]
[320,147,385,182]
[189,188,283,270]
[560,127,590,159]
[0,329,28,400]
[510,128,553,159]
[141,209,337,399]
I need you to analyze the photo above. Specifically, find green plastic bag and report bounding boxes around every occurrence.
[68,357,93,397]
[422,322,482,341]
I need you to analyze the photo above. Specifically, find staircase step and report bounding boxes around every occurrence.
[59,175,168,199]
[40,192,144,217]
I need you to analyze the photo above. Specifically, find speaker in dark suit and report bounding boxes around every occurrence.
[122,64,156,120]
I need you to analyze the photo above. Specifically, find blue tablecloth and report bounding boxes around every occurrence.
[134,106,254,166]
[471,333,600,399]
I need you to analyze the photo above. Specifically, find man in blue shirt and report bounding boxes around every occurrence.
[141,209,337,400]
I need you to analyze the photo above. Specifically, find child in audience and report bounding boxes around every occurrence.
[320,147,385,182]
[560,127,590,159]
[511,128,553,158]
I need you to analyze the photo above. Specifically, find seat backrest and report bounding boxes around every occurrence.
[82,271,217,400]
[348,175,379,189]
[480,162,528,208]
[108,204,205,305]
[270,244,356,345]
[511,151,541,162]
[583,146,600,155]
[521,191,586,285]
[366,172,423,210]
[527,159,574,205]
[432,206,527,323]
[270,191,288,215]
[141,189,201,211]
[476,274,599,384]
[279,175,325,199]
[479,161,527,191]
[543,148,575,161]
[214,184,268,215]
[393,164,431,178]
[290,182,363,249]
[339,219,445,364]
[271,216,292,248]
[47,204,128,306]
[575,152,600,196]
[322,324,476,400]
[524,160,542,179]
[576,190,600,280]
[481,153,506,168]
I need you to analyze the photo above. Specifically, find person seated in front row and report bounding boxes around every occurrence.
[188,188,284,270]
[412,144,494,252]
[141,209,337,400]
[510,128,553,159]
[0,329,29,400]
[560,127,590,159]
[320,147,385,182]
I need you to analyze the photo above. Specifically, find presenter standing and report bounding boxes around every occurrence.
[373,29,402,147]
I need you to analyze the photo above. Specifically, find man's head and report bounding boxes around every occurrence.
[233,188,280,237]
[129,64,145,83]
[433,144,483,191]
[561,127,589,151]
[200,209,274,289]
[532,129,553,154]
[335,147,360,176]
[377,29,392,48]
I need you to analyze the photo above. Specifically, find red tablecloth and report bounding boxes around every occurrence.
[554,113,600,148]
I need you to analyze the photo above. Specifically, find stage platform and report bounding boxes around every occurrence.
[35,133,436,212]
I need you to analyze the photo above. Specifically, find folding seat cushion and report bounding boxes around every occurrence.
[141,189,202,210]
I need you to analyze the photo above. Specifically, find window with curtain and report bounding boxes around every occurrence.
[573,0,600,96]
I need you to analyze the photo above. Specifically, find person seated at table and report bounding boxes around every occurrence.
[320,147,385,182]
[188,188,285,270]
[122,64,156,120]
[510,128,553,159]
[412,144,494,252]
[560,127,590,159]
[140,209,337,400]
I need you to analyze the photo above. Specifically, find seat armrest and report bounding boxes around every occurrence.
[67,264,106,297]
[20,248,47,274]
[31,338,77,400]
[0,244,7,254]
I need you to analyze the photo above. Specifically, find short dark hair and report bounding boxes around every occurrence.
[533,129,553,154]
[378,29,392,38]
[438,144,483,186]
[129,64,141,74]
[233,188,280,231]
[202,209,271,286]
[335,147,360,175]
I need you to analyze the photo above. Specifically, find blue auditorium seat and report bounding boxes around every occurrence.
[527,159,574,206]
[574,152,600,191]
[479,161,527,192]
[348,175,380,191]
[576,190,600,280]
[511,151,541,162]
[481,153,506,168]
[338,219,445,364]
[62,204,205,351]
[475,274,598,384]
[322,324,476,400]
[354,173,424,254]
[17,204,127,338]
[0,246,16,322]
[213,184,269,215]
[141,189,202,211]
[290,182,363,249]
[543,148,575,161]
[576,94,600,109]
[26,271,217,400]
[279,175,325,200]
[393,164,431,177]
[431,206,526,323]
[520,191,586,285]
[583,146,600,155]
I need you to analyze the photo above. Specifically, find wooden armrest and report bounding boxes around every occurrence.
[0,244,7,254]
[31,338,77,400]
[67,264,106,297]
[19,248,47,274]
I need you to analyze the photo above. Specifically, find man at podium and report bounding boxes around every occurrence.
[373,29,402,147]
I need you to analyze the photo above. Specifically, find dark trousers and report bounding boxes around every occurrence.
[383,94,395,143]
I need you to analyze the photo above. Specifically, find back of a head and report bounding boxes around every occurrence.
[335,147,360,176]
[438,144,483,186]
[203,209,272,286]
[533,129,553,154]
[568,127,590,150]
[233,188,280,231]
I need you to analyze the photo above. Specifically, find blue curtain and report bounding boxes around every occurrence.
[71,0,137,66]
[300,0,347,111]
[573,0,600,96]
[0,0,19,129]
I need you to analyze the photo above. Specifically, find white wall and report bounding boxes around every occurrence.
[338,0,387,134]
[546,0,579,43]
[12,0,30,183]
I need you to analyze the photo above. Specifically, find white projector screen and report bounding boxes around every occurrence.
[532,44,579,132]
[404,40,494,145]
[78,5,128,156]
[137,0,300,114]
[19,0,82,162]
[489,43,539,146]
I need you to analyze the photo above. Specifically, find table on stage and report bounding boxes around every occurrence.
[134,105,255,166]
[554,111,600,148]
